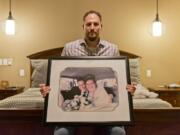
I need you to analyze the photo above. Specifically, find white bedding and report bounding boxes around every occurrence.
[0,88,44,108]
[0,86,173,109]
[133,98,172,109]
[132,84,172,108]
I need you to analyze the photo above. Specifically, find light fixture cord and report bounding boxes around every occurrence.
[156,0,159,21]
[8,0,13,19]
[9,0,12,12]
[156,0,159,14]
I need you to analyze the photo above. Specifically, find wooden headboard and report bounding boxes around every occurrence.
[27,47,141,85]
[27,47,141,59]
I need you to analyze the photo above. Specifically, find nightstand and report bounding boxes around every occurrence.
[0,87,24,100]
[148,87,180,107]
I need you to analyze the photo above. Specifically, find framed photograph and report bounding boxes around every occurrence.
[43,56,133,125]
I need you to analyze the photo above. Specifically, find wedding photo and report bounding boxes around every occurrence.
[58,67,119,112]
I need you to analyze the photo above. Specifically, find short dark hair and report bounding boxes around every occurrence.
[84,74,96,84]
[76,77,84,82]
[83,10,102,21]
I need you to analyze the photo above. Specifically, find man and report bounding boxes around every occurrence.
[70,77,87,98]
[61,10,119,57]
[61,77,90,111]
[70,77,90,104]
[40,10,135,135]
[76,77,86,93]
[60,77,86,101]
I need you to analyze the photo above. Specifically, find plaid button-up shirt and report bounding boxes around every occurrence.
[61,39,120,56]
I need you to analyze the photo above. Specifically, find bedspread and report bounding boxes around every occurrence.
[0,87,172,109]
[0,88,44,108]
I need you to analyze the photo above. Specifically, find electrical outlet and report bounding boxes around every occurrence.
[146,69,152,77]
[19,69,25,77]
[0,59,2,65]
[7,58,13,65]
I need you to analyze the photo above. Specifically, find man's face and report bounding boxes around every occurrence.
[85,80,96,92]
[77,80,85,92]
[83,13,102,41]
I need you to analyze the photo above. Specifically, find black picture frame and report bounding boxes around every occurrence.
[43,56,133,126]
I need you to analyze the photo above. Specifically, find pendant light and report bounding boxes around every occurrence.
[5,0,15,35]
[152,0,162,37]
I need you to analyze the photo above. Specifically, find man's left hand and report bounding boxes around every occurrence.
[126,83,136,95]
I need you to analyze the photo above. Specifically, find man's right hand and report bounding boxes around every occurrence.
[39,84,51,98]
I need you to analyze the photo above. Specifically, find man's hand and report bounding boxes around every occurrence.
[39,84,51,98]
[126,83,136,95]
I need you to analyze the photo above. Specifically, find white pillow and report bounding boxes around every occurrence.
[31,59,48,87]
[129,58,141,83]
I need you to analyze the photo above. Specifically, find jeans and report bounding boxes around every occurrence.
[54,126,125,135]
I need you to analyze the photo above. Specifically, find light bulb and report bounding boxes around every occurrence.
[152,20,162,37]
[5,19,15,35]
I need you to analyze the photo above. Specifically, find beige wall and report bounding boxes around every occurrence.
[0,0,179,88]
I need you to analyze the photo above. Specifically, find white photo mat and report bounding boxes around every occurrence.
[44,57,133,125]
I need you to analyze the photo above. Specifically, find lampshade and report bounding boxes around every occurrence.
[152,0,162,37]
[5,15,15,35]
[152,15,162,37]
[5,0,15,35]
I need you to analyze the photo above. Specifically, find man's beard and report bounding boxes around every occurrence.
[87,32,99,41]
[88,36,98,41]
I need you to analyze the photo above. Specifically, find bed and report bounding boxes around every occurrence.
[0,47,179,135]
[0,86,172,109]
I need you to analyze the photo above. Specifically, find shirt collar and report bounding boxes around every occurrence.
[79,39,104,48]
